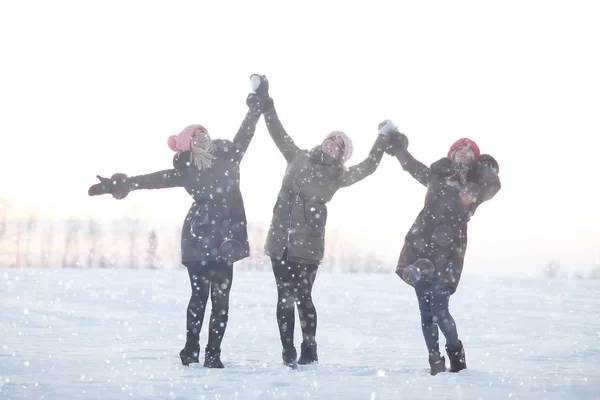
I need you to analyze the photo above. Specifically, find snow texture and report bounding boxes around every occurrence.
[1,268,599,399]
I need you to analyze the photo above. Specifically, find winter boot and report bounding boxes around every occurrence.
[179,342,200,366]
[282,346,298,369]
[446,341,467,373]
[203,347,224,369]
[428,353,447,375]
[298,342,318,365]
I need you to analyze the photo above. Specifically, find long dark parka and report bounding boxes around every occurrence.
[385,130,501,375]
[387,134,501,294]
[88,92,264,368]
[89,96,263,265]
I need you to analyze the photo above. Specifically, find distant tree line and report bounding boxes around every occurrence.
[541,260,600,280]
[0,209,390,273]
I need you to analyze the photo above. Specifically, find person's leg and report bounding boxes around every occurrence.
[295,263,319,364]
[272,256,298,367]
[414,280,446,375]
[429,281,466,372]
[180,262,210,365]
[202,260,234,368]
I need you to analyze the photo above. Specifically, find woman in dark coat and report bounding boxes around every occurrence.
[382,122,501,375]
[88,88,265,368]
[251,75,390,369]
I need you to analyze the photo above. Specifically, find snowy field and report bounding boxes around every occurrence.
[1,268,599,400]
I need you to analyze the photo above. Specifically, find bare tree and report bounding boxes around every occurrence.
[146,230,159,269]
[24,215,37,267]
[62,218,81,268]
[87,218,102,268]
[41,221,55,268]
[13,219,25,268]
[0,202,6,266]
[590,264,600,280]
[542,260,561,278]
[125,216,141,268]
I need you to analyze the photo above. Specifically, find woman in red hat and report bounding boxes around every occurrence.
[88,80,267,369]
[382,123,501,375]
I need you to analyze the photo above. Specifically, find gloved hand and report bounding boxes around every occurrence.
[430,157,455,179]
[249,74,274,112]
[384,131,409,155]
[459,181,479,206]
[250,74,269,97]
[467,154,499,183]
[378,119,397,136]
[88,173,130,200]
[173,151,191,171]
[378,120,409,155]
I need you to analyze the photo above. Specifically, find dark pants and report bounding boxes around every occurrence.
[271,255,318,349]
[184,260,233,351]
[414,279,461,356]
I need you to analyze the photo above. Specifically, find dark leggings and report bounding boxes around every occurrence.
[184,260,233,350]
[271,256,318,348]
[414,279,461,356]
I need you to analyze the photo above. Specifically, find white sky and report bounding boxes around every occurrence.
[1,0,599,273]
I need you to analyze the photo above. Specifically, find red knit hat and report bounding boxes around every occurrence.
[448,138,480,159]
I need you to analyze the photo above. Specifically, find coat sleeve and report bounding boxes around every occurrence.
[263,106,301,163]
[127,169,184,191]
[469,154,501,207]
[474,167,501,205]
[338,135,386,188]
[394,149,430,187]
[231,106,262,162]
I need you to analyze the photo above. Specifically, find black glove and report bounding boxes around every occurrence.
[384,131,409,155]
[173,151,191,171]
[88,173,130,200]
[430,157,455,179]
[467,154,499,183]
[474,154,499,174]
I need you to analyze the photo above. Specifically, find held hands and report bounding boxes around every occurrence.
[459,181,479,206]
[250,74,269,97]
[378,119,409,155]
[248,74,274,112]
[88,173,130,200]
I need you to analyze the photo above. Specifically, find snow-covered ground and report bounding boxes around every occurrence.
[1,268,599,400]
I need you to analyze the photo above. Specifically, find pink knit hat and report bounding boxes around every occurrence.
[167,125,208,152]
[323,130,354,163]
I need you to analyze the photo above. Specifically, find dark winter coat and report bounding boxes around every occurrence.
[116,108,260,266]
[394,149,501,294]
[263,107,387,265]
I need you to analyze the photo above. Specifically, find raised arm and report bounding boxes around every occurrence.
[263,102,301,163]
[231,93,263,162]
[127,169,184,191]
[472,154,501,204]
[338,134,387,188]
[380,120,430,187]
[88,166,184,200]
[251,74,300,163]
[395,150,431,187]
